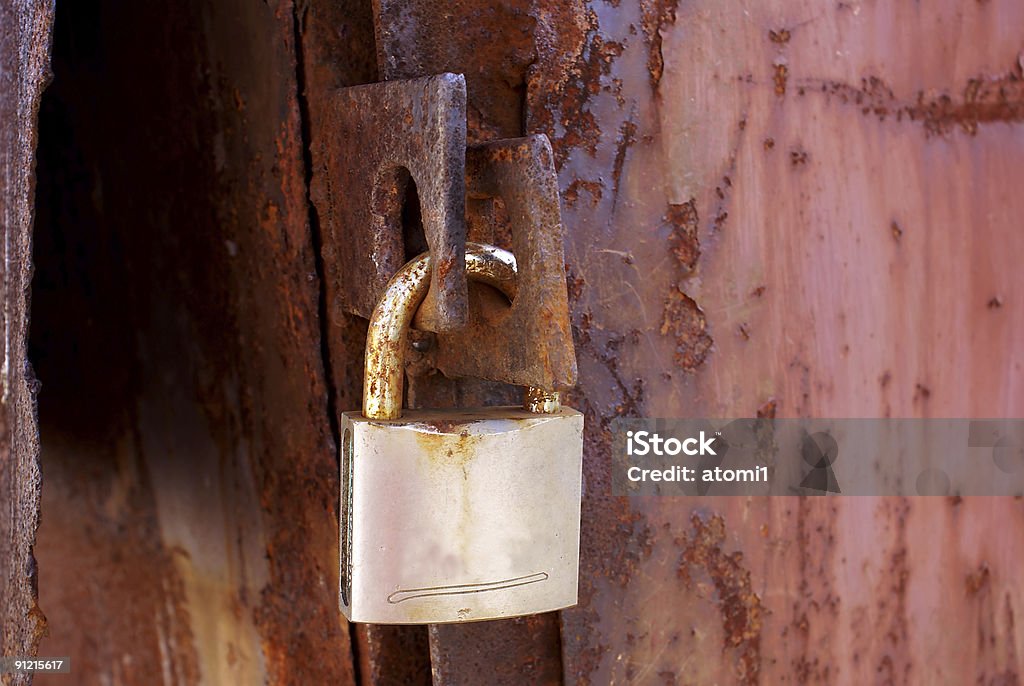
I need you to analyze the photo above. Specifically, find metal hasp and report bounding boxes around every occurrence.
[312,73,468,329]
[416,135,578,391]
[316,72,576,391]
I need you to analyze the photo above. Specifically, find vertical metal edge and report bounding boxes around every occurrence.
[341,425,354,612]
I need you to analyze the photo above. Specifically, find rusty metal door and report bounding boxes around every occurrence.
[3,0,1024,684]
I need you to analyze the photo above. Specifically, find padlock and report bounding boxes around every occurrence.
[339,242,584,624]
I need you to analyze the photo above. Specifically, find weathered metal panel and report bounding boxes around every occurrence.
[356,625,431,686]
[30,0,358,683]
[372,0,537,143]
[0,2,53,683]
[522,1,1024,683]
[428,616,564,686]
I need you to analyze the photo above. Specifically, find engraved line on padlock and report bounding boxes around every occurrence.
[386,571,550,604]
[340,242,584,624]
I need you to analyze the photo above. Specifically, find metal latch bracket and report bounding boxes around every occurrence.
[313,73,576,390]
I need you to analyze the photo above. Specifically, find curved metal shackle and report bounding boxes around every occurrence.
[362,242,561,420]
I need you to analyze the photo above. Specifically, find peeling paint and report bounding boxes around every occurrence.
[664,200,700,272]
[661,290,712,371]
[677,514,763,684]
[638,0,681,92]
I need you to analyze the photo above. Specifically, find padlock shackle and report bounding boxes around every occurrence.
[363,243,557,420]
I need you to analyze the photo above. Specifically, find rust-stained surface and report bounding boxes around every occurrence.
[415,136,577,392]
[296,0,441,680]
[344,0,1024,683]
[373,0,537,142]
[30,0,356,683]
[364,1,574,681]
[11,0,1024,684]
[357,625,431,686]
[428,615,563,686]
[362,244,518,420]
[292,0,378,418]
[519,0,1024,683]
[0,1,52,682]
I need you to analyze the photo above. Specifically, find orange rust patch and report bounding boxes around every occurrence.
[810,61,1024,135]
[773,63,789,96]
[525,6,622,167]
[660,290,712,371]
[664,200,700,272]
[412,425,483,471]
[676,514,763,684]
[564,178,604,207]
[966,564,991,596]
[639,0,682,91]
[756,398,777,419]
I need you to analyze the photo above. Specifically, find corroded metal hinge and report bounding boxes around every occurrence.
[311,73,577,391]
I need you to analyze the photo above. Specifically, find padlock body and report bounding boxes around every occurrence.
[339,406,583,624]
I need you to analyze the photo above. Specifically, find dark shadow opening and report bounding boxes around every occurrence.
[401,177,428,262]
[27,1,398,682]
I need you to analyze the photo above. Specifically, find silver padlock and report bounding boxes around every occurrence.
[340,243,584,624]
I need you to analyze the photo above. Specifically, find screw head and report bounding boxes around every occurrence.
[410,333,434,353]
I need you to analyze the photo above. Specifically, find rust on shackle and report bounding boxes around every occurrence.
[362,243,562,420]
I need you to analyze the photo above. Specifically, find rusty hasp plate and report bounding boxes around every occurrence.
[414,135,578,391]
[311,73,468,329]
